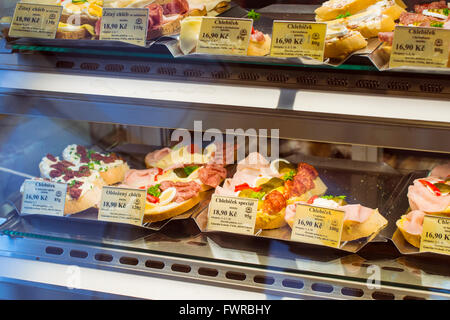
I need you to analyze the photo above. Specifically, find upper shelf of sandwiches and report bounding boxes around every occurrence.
[1,0,450,71]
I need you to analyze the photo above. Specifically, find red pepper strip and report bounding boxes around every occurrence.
[188,144,199,154]
[307,195,319,204]
[154,168,164,182]
[419,179,442,196]
[139,186,146,189]
[234,183,261,192]
[251,26,255,34]
[147,194,159,204]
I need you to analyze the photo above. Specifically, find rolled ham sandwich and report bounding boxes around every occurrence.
[121,163,227,222]
[214,152,327,230]
[285,196,388,242]
[396,163,450,248]
[124,145,228,222]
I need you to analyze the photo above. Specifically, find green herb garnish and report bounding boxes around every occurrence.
[434,183,450,193]
[336,12,351,19]
[321,195,346,199]
[238,189,265,200]
[247,9,260,21]
[443,8,449,16]
[88,162,95,170]
[87,149,95,159]
[282,170,296,181]
[147,184,161,198]
[250,191,265,200]
[430,21,444,28]
[68,180,76,187]
[184,165,199,176]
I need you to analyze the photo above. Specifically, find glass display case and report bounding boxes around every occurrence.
[0,0,449,301]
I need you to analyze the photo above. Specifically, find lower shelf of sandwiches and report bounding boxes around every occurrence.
[2,140,449,258]
[1,0,449,72]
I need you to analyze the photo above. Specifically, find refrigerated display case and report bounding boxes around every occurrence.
[0,0,449,300]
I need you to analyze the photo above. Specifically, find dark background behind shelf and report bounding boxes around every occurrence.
[234,0,426,9]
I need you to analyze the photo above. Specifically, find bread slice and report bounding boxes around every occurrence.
[325,30,368,59]
[143,194,201,223]
[396,216,421,248]
[56,28,88,40]
[212,1,230,14]
[60,13,99,27]
[99,163,130,185]
[352,13,396,38]
[315,0,378,21]
[64,178,106,215]
[147,14,185,40]
[341,208,387,241]
[256,208,287,230]
[247,33,271,57]
[188,7,207,16]
[327,9,396,38]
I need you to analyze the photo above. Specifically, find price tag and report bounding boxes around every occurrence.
[389,25,450,69]
[98,186,146,226]
[8,3,62,39]
[290,204,344,248]
[270,20,327,61]
[207,195,258,235]
[419,215,450,255]
[21,179,67,216]
[99,8,149,47]
[196,17,253,56]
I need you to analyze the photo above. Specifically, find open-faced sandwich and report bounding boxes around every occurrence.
[61,144,130,185]
[214,152,327,230]
[121,150,227,222]
[38,153,106,215]
[315,0,380,22]
[178,13,271,56]
[94,0,192,40]
[316,0,407,59]
[54,0,101,39]
[34,145,130,215]
[325,25,368,59]
[247,26,271,57]
[58,0,103,26]
[396,163,450,248]
[377,1,450,63]
[285,195,388,242]
[186,0,230,16]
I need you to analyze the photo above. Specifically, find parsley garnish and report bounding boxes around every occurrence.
[321,195,346,200]
[336,12,351,19]
[250,191,265,200]
[184,165,199,176]
[68,180,76,187]
[147,184,161,198]
[247,9,260,21]
[282,170,296,181]
[87,149,95,159]
[430,21,444,28]
[88,162,95,170]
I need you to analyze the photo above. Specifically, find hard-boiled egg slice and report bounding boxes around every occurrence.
[255,176,270,187]
[204,142,217,157]
[88,3,102,17]
[158,187,177,206]
[269,158,290,174]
